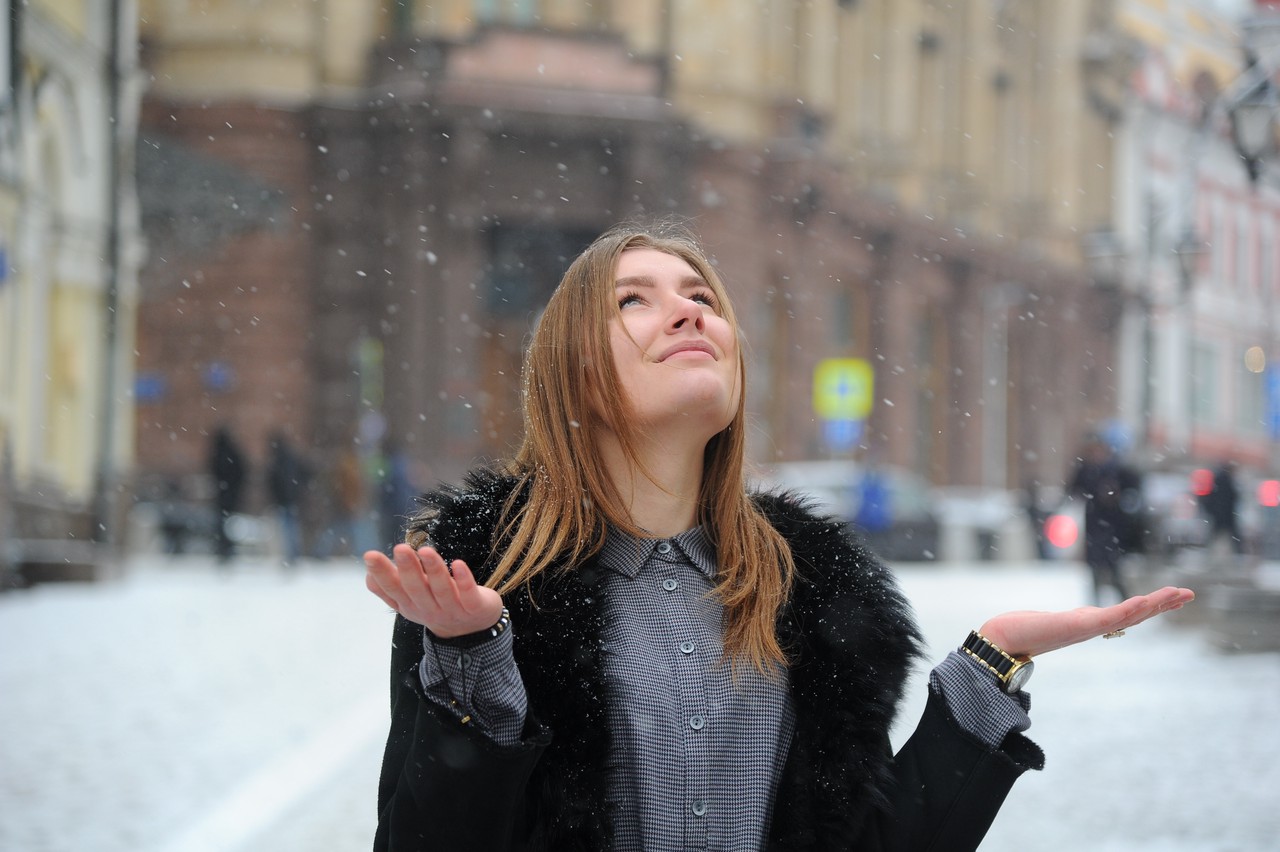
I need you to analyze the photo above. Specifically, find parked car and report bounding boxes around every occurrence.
[754,460,941,561]
[1141,470,1209,553]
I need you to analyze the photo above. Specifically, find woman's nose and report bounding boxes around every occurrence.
[669,296,706,332]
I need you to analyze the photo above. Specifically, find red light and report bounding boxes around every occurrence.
[1191,468,1214,497]
[1045,514,1079,550]
[1259,480,1280,508]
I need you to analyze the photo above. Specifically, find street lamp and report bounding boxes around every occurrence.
[1229,73,1278,184]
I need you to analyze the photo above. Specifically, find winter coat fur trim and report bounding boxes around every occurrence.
[407,467,925,849]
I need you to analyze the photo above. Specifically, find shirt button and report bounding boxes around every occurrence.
[689,715,705,730]
[662,578,679,591]
[656,541,673,555]
[692,801,707,817]
[679,641,695,654]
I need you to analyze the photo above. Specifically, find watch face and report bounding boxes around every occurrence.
[1006,660,1034,694]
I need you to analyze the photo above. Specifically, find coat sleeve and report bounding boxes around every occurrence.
[855,688,1043,852]
[756,490,1042,852]
[374,615,551,852]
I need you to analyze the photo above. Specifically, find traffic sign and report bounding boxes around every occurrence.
[823,418,864,452]
[813,358,874,420]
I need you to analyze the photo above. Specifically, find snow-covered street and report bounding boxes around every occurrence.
[1,554,1277,852]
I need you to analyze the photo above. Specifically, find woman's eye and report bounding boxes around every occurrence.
[692,292,719,309]
[618,292,643,309]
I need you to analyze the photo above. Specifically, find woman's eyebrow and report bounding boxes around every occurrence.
[614,275,655,289]
[613,275,709,289]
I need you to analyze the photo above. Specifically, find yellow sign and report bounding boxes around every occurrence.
[813,358,873,420]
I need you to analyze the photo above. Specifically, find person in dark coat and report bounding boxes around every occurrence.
[1202,460,1245,555]
[266,431,308,566]
[209,425,247,563]
[364,223,1193,851]
[377,438,416,555]
[1068,435,1144,605]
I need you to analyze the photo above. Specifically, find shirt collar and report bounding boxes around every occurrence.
[600,525,717,580]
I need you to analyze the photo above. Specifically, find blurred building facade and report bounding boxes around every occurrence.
[130,1,1268,545]
[1111,0,1280,475]
[0,1,143,577]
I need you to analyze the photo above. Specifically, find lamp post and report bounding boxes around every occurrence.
[1234,1,1280,186]
[1228,6,1280,472]
[1229,69,1278,184]
[1229,80,1280,470]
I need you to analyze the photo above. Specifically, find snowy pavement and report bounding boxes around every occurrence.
[1,554,1277,852]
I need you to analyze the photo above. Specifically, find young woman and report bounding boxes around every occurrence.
[365,222,1193,851]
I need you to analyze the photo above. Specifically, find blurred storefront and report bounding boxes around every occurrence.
[0,1,143,582]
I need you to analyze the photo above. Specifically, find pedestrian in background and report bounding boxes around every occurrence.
[318,445,366,558]
[1202,459,1245,556]
[267,430,308,567]
[365,222,1193,851]
[377,438,417,555]
[1068,434,1143,605]
[208,425,247,563]
[1023,478,1051,560]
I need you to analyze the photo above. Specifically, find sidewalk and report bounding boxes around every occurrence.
[0,555,389,852]
[0,555,1276,851]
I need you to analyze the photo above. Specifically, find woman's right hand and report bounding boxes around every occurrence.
[365,544,505,638]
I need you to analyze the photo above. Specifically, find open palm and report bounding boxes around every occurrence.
[365,544,504,638]
[978,585,1195,658]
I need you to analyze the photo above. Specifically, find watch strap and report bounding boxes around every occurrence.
[960,630,1028,686]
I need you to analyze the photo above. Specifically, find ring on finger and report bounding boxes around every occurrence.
[1102,629,1126,639]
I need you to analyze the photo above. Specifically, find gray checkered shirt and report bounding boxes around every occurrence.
[421,526,1031,851]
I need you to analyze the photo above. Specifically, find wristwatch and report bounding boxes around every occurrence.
[960,630,1035,694]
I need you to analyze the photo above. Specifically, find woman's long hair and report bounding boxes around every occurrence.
[429,221,794,673]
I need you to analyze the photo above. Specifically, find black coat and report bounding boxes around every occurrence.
[1070,457,1145,559]
[375,469,1043,851]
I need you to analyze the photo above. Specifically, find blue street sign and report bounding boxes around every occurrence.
[134,372,168,403]
[203,361,234,393]
[1267,369,1280,440]
[823,418,864,453]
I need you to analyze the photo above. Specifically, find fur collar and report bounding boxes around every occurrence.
[411,467,924,850]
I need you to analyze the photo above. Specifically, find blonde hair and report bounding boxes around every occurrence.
[422,221,795,673]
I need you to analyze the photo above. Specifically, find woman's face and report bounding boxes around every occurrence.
[606,247,740,438]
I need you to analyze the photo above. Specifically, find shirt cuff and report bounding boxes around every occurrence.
[419,625,528,746]
[929,650,1032,751]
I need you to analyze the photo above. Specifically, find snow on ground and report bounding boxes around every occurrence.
[894,561,1280,852]
[0,554,1276,852]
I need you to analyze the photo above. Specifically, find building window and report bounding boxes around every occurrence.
[486,225,594,320]
[1191,340,1218,426]
[831,287,852,347]
[914,309,939,476]
[1238,208,1251,291]
[476,0,540,25]
[1238,360,1265,435]
[1211,200,1226,286]
[1261,220,1274,302]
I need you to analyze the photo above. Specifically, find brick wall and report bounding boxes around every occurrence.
[134,102,317,511]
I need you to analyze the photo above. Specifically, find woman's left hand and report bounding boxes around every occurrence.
[978,586,1195,658]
